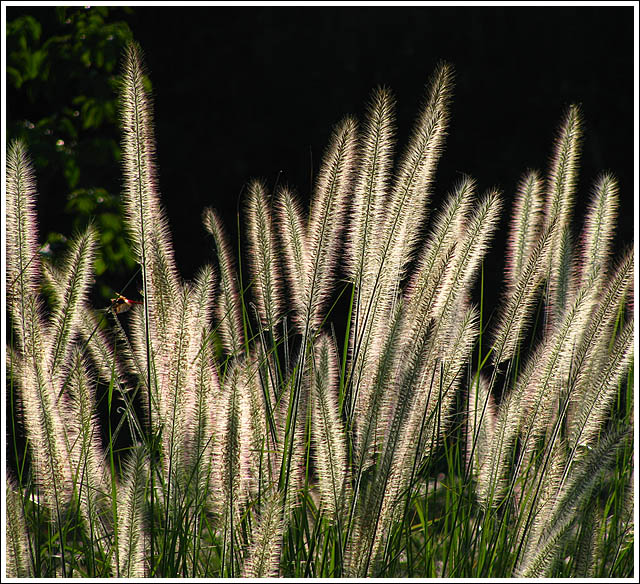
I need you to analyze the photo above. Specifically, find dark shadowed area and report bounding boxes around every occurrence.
[7,5,634,314]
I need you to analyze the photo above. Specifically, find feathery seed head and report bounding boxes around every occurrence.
[506,170,545,289]
[276,187,309,329]
[578,173,619,290]
[203,207,245,354]
[347,87,396,282]
[307,116,358,329]
[246,179,282,330]
[543,104,583,324]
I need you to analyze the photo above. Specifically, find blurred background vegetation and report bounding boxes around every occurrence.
[6,6,137,303]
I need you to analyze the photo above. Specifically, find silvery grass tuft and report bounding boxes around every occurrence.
[6,41,633,578]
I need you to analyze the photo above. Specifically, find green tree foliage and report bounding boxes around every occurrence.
[6,6,137,301]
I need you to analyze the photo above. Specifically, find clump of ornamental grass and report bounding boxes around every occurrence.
[6,41,633,578]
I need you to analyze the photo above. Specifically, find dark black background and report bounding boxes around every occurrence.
[130,6,635,285]
[8,5,636,297]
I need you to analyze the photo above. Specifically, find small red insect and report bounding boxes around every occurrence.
[110,295,143,314]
